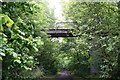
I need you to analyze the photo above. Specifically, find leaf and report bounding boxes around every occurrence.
[6,17,14,27]
[14,59,21,64]
[0,56,2,60]
[17,30,25,36]
[0,52,5,56]
[12,52,17,57]
[0,26,4,31]
[0,14,14,27]
[28,56,33,59]
[13,26,19,30]
[0,14,9,25]
[33,46,38,51]
[23,65,32,70]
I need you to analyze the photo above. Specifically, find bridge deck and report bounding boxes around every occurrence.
[46,29,76,37]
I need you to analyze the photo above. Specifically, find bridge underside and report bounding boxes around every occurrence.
[45,28,119,37]
[46,29,76,37]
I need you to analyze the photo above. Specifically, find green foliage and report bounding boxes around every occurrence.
[62,1,119,78]
[0,14,14,60]
[1,1,119,79]
[60,37,90,77]
[0,13,43,79]
[1,1,56,79]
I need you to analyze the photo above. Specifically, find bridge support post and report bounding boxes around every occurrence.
[90,42,101,75]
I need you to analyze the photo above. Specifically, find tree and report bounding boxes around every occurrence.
[1,1,57,79]
[62,1,119,78]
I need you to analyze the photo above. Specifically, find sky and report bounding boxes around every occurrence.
[48,0,69,21]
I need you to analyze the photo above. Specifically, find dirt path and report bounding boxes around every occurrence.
[52,70,73,80]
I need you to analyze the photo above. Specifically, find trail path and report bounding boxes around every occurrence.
[52,70,73,80]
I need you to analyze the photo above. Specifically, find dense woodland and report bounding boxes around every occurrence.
[0,0,120,80]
